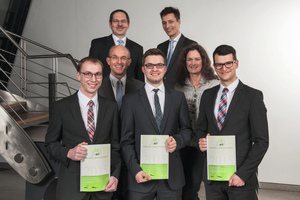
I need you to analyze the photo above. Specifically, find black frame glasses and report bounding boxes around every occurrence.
[214,60,236,70]
[80,72,102,79]
[144,63,165,69]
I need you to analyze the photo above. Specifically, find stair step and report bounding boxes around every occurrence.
[10,112,49,128]
[0,101,26,113]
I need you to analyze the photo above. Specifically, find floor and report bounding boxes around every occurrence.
[0,167,299,200]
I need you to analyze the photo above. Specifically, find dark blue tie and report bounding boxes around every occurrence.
[116,80,123,110]
[153,89,163,133]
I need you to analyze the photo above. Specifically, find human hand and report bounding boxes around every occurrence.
[105,176,118,192]
[167,136,177,153]
[198,133,210,152]
[67,142,88,161]
[135,170,151,183]
[229,174,245,187]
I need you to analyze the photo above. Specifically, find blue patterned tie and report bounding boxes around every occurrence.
[166,40,175,68]
[116,80,123,110]
[217,88,229,130]
[117,39,123,46]
[153,89,163,133]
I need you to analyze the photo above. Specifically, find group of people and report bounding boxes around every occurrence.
[45,6,269,200]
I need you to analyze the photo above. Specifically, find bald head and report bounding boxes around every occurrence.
[106,45,132,79]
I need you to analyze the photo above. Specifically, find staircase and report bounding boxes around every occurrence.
[0,25,79,184]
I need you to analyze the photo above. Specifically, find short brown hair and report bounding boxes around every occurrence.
[160,7,180,21]
[77,57,103,72]
[142,48,166,66]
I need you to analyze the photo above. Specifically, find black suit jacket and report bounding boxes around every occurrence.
[120,86,193,192]
[157,34,197,89]
[89,34,144,81]
[98,76,144,102]
[45,92,121,200]
[195,81,269,189]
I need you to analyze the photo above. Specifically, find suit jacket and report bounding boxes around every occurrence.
[98,76,144,102]
[120,86,193,192]
[45,92,121,200]
[157,34,197,89]
[195,81,269,189]
[89,34,144,81]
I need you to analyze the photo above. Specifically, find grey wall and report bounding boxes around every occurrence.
[19,0,300,185]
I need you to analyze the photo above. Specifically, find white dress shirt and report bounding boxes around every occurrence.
[214,78,239,119]
[77,90,99,129]
[112,34,126,46]
[144,82,165,117]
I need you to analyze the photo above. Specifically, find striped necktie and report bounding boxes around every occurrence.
[217,88,229,130]
[87,100,95,141]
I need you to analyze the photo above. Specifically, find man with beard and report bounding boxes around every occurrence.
[89,9,144,81]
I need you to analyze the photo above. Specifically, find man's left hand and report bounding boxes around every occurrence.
[229,174,245,187]
[167,136,177,153]
[105,176,118,192]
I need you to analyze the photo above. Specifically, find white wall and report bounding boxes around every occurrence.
[21,0,300,185]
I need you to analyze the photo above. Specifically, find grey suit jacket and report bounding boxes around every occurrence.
[195,81,269,188]
[98,76,144,102]
[157,34,197,89]
[120,86,193,192]
[89,34,144,81]
[45,92,121,200]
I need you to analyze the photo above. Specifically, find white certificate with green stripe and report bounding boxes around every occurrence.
[140,135,169,179]
[207,135,236,181]
[80,144,110,192]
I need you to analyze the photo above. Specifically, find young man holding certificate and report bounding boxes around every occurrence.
[45,57,121,200]
[196,45,269,200]
[120,48,193,200]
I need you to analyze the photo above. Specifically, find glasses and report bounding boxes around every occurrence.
[109,56,130,62]
[144,63,165,69]
[80,72,102,79]
[214,60,236,70]
[112,19,128,24]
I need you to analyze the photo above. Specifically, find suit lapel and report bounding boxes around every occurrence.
[125,38,133,51]
[69,92,90,141]
[160,87,172,134]
[92,96,107,142]
[106,34,115,48]
[167,35,185,73]
[139,88,160,133]
[209,86,220,131]
[99,77,116,102]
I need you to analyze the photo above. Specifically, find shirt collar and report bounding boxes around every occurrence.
[109,74,127,88]
[145,82,165,94]
[78,89,98,107]
[112,34,126,46]
[220,78,239,93]
[170,32,182,42]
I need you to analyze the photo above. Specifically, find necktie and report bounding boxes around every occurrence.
[166,40,175,68]
[116,80,123,110]
[153,89,163,133]
[217,88,229,130]
[117,39,123,46]
[87,100,95,142]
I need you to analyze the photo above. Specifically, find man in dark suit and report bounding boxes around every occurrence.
[89,9,144,82]
[99,45,144,107]
[45,57,121,200]
[120,48,193,200]
[99,45,144,200]
[157,7,197,89]
[195,45,269,200]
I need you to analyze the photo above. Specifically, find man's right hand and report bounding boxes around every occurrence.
[199,133,210,152]
[135,170,152,183]
[67,142,88,161]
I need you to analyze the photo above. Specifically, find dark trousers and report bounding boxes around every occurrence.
[128,180,182,200]
[181,146,204,200]
[83,193,111,200]
[111,164,128,200]
[204,181,258,200]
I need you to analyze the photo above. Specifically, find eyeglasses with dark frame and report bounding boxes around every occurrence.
[109,56,130,62]
[80,72,102,79]
[214,60,236,70]
[144,63,165,69]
